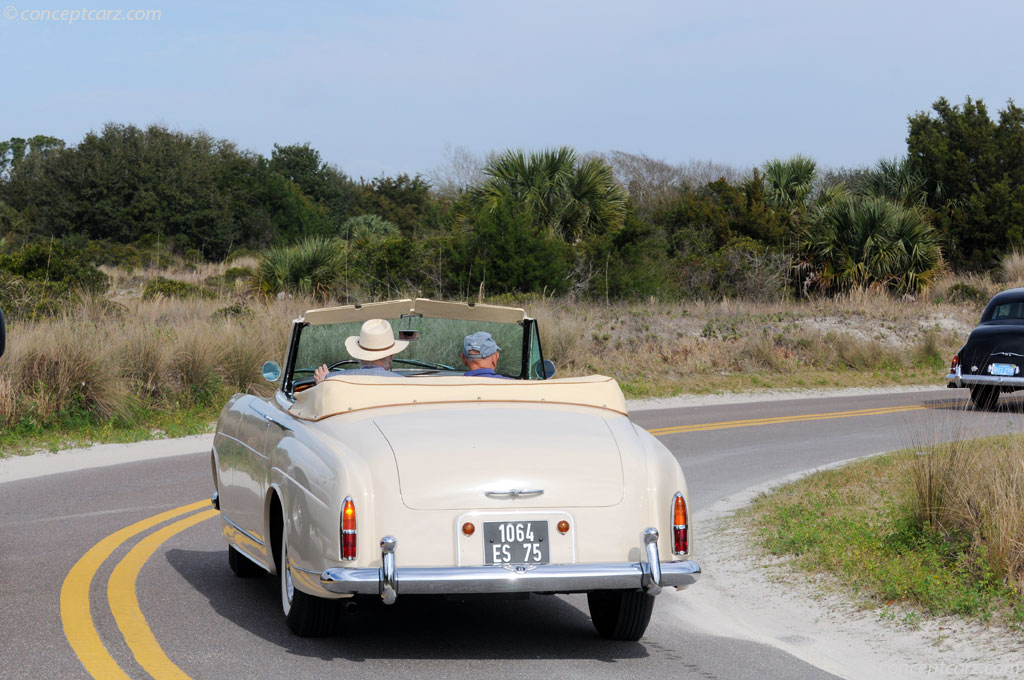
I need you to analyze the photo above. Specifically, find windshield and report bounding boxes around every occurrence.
[294,316,526,379]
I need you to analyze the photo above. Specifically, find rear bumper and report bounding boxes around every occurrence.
[321,559,701,595]
[320,528,700,602]
[945,372,1024,389]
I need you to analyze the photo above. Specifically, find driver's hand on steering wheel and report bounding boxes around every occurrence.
[314,364,330,384]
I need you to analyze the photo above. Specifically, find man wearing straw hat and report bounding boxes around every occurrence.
[313,318,408,383]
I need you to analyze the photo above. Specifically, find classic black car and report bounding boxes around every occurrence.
[947,288,1024,409]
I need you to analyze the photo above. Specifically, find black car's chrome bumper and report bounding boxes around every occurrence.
[320,528,700,604]
[945,372,1024,388]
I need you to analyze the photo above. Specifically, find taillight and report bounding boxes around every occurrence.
[672,492,688,554]
[951,354,959,371]
[341,497,356,560]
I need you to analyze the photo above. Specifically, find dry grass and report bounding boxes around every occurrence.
[0,294,300,428]
[1002,251,1024,288]
[0,265,991,433]
[915,436,1024,591]
[531,288,977,396]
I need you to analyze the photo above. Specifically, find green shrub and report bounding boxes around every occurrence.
[257,236,345,300]
[141,277,216,300]
[0,240,108,293]
[340,214,399,241]
[946,282,987,304]
[224,266,254,284]
[213,303,253,319]
[0,272,74,318]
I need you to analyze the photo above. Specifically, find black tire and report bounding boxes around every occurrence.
[279,524,338,637]
[587,589,656,641]
[970,386,1000,411]
[228,545,265,578]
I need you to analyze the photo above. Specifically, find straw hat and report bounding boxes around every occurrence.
[344,319,408,361]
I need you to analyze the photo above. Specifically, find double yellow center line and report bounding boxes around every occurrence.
[648,404,927,437]
[61,499,217,679]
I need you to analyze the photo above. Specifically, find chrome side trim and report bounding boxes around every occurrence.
[223,513,266,547]
[248,403,292,431]
[321,559,701,596]
[234,544,270,572]
[642,527,662,595]
[945,373,1024,388]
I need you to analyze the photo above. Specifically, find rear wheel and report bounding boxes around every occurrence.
[278,523,338,637]
[228,545,265,578]
[970,386,1000,410]
[587,589,656,641]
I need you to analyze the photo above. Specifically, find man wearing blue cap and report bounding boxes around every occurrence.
[461,331,511,378]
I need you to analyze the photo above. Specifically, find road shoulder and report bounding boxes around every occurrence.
[668,458,1023,680]
[0,434,214,484]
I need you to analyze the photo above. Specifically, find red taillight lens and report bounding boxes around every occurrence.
[341,497,356,560]
[672,492,688,554]
[951,354,959,371]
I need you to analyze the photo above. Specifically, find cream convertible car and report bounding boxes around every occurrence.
[211,299,700,639]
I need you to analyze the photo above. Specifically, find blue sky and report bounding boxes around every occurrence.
[2,0,1021,180]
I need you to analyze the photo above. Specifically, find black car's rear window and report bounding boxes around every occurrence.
[987,301,1024,321]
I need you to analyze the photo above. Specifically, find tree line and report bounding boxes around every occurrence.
[1,95,1022,306]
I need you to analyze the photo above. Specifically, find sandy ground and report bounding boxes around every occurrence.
[673,458,1024,680]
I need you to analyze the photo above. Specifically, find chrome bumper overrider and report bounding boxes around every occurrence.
[945,372,1024,388]
[320,527,701,605]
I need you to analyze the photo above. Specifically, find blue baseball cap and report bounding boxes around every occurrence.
[463,331,501,359]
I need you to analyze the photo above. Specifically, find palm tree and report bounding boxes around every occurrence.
[761,155,819,236]
[762,155,817,210]
[862,157,930,206]
[476,147,627,242]
[799,196,940,295]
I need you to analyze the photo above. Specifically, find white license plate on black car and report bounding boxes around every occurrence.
[991,363,1016,376]
[483,521,549,565]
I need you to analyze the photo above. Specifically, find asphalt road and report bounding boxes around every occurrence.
[3,387,1021,679]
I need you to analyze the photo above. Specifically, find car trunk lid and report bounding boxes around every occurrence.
[374,408,625,510]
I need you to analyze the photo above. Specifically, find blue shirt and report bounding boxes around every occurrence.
[464,368,512,379]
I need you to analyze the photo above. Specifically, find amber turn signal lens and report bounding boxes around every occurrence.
[341,497,357,560]
[672,492,688,554]
[462,522,475,536]
[557,520,570,534]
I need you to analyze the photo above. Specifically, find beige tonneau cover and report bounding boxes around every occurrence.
[288,375,627,421]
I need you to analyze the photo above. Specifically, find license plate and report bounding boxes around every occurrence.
[483,521,549,565]
[991,363,1016,376]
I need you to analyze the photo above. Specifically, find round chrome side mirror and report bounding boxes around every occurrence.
[534,359,556,379]
[261,360,282,382]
